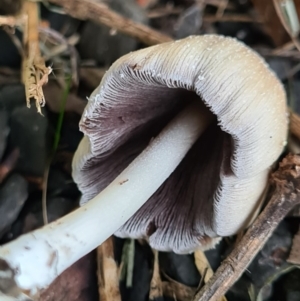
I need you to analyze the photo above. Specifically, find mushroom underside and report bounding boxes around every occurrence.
[76,86,264,253]
[73,35,287,252]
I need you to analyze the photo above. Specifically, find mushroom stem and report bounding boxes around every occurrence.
[0,102,213,297]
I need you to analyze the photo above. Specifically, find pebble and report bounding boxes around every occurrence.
[9,106,48,176]
[0,30,21,68]
[0,174,28,237]
[0,84,26,113]
[47,168,80,199]
[159,252,200,286]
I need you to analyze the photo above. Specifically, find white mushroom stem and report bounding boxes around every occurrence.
[0,102,213,298]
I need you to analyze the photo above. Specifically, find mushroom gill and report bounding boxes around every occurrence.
[73,35,288,253]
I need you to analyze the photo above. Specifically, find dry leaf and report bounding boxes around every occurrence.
[252,0,300,46]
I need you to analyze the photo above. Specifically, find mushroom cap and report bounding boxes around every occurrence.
[72,35,288,253]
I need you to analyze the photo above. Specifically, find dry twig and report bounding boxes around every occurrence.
[48,0,172,46]
[148,6,183,19]
[258,47,300,59]
[39,27,79,88]
[204,0,234,9]
[193,154,300,301]
[22,1,51,114]
[0,15,24,27]
[203,14,261,23]
[215,0,228,18]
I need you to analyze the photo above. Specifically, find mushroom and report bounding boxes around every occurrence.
[73,34,288,252]
[0,35,287,298]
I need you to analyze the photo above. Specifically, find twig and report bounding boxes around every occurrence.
[272,40,295,55]
[204,0,234,9]
[0,15,24,27]
[203,14,262,23]
[22,1,51,114]
[48,0,172,46]
[215,0,228,18]
[39,27,79,88]
[97,237,121,301]
[258,47,300,59]
[193,154,300,301]
[5,27,24,57]
[287,62,300,78]
[0,14,24,57]
[148,6,183,19]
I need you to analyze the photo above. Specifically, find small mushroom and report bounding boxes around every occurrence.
[73,34,288,253]
[0,35,287,297]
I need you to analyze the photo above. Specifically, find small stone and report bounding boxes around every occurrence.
[0,31,21,68]
[47,168,80,199]
[0,174,28,237]
[9,106,48,176]
[0,84,26,113]
[39,253,98,301]
[159,252,200,286]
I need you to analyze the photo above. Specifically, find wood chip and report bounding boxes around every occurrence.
[97,237,121,301]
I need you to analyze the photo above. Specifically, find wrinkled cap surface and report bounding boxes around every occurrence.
[72,35,288,253]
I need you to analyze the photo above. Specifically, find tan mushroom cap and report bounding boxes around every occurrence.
[73,35,288,253]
